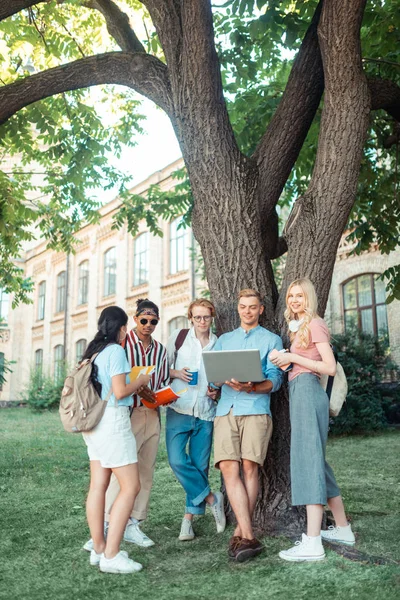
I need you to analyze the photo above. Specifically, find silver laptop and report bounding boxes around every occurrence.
[202,349,265,383]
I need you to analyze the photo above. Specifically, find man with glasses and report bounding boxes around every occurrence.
[166,299,225,542]
[105,299,168,547]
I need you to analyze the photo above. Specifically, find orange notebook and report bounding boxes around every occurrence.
[130,365,155,381]
[141,386,187,410]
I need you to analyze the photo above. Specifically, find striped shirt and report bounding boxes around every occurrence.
[124,329,169,408]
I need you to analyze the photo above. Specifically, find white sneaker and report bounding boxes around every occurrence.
[321,524,355,546]
[99,551,143,574]
[279,533,325,562]
[124,520,155,547]
[209,491,226,533]
[90,549,128,566]
[179,518,195,541]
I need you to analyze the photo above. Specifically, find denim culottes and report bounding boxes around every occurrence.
[288,373,341,506]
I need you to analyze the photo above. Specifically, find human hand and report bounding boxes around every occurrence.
[137,386,157,404]
[224,379,253,394]
[206,386,220,401]
[137,373,151,387]
[269,351,292,368]
[171,367,192,383]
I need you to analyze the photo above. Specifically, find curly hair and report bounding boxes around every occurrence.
[284,278,319,349]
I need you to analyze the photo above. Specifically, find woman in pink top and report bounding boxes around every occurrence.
[270,278,355,562]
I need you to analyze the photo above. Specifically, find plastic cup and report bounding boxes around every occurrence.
[187,369,198,386]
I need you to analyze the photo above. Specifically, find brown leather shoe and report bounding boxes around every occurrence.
[228,536,242,559]
[233,537,264,562]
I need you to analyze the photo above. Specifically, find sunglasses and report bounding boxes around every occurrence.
[139,318,159,326]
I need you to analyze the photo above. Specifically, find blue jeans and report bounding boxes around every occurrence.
[166,408,214,515]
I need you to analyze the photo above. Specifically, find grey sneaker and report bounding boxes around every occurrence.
[179,518,195,541]
[124,520,155,547]
[321,524,355,546]
[209,491,226,533]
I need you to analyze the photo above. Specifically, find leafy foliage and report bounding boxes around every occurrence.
[330,328,399,435]
[21,365,66,410]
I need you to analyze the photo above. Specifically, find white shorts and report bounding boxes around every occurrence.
[82,405,137,468]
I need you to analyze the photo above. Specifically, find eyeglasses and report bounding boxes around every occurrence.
[192,315,212,322]
[139,318,159,326]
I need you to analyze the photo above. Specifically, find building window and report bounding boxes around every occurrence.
[0,352,4,391]
[0,289,9,326]
[54,345,65,382]
[342,274,388,336]
[35,349,43,372]
[168,316,188,336]
[104,247,116,297]
[56,271,66,313]
[37,281,46,321]
[76,339,86,364]
[133,233,149,286]
[170,217,189,275]
[78,261,89,305]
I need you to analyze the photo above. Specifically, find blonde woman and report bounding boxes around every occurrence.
[270,278,355,561]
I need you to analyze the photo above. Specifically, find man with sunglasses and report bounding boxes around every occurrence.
[105,299,169,548]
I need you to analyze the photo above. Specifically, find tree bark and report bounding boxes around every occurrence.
[0,0,45,21]
[279,0,370,322]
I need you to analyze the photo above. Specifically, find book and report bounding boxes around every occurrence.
[129,365,155,381]
[141,386,187,409]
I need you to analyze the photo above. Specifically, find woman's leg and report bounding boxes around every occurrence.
[306,504,324,536]
[327,495,348,527]
[105,463,140,558]
[86,460,111,554]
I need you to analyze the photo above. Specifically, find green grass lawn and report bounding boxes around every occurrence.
[0,409,399,600]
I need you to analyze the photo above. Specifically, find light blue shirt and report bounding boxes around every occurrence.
[94,344,132,407]
[213,325,283,417]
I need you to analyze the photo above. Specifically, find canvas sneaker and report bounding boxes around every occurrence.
[179,518,195,541]
[233,538,264,562]
[279,533,325,562]
[99,551,143,574]
[90,549,128,566]
[209,491,226,533]
[124,519,155,547]
[321,524,355,546]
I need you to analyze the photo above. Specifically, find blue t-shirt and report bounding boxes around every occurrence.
[94,344,132,407]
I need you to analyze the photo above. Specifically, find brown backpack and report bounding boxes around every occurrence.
[59,353,113,433]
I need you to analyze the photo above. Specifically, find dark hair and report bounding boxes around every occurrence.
[135,298,159,318]
[81,306,128,395]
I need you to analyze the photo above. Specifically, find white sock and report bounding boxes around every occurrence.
[129,518,140,525]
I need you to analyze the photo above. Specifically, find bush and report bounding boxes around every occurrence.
[21,367,65,410]
[329,329,399,435]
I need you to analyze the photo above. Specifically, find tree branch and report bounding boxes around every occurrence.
[0,52,172,125]
[368,78,400,122]
[84,0,145,53]
[252,1,324,258]
[0,0,45,21]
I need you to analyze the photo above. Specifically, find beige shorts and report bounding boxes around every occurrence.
[214,409,273,468]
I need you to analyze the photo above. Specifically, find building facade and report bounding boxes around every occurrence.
[0,158,399,402]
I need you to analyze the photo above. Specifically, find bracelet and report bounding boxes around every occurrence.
[250,383,257,393]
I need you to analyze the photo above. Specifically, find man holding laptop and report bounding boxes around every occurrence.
[209,289,283,562]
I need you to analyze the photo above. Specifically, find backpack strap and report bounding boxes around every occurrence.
[326,345,338,400]
[173,329,189,368]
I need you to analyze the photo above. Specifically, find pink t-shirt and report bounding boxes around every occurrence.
[288,318,330,381]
